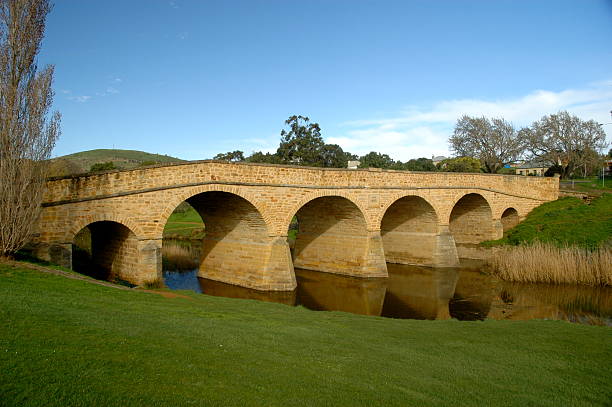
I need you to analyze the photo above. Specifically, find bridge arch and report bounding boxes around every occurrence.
[156,184,273,239]
[500,207,520,233]
[67,213,145,243]
[71,219,140,283]
[380,195,441,265]
[289,194,387,278]
[281,191,370,235]
[449,192,494,246]
[159,189,290,289]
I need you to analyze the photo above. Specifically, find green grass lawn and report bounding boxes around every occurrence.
[560,177,612,194]
[484,194,612,248]
[1,263,610,406]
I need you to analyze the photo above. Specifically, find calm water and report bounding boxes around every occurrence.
[162,245,612,326]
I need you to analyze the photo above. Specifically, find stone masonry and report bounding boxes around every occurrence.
[30,161,559,291]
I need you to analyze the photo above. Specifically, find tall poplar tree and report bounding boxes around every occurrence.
[0,0,60,258]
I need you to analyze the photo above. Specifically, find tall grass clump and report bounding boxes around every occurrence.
[141,277,166,289]
[488,242,612,286]
[162,242,199,271]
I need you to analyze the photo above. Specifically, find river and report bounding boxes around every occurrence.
[162,241,612,326]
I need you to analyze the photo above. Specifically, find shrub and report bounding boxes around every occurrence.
[139,160,159,167]
[89,161,116,172]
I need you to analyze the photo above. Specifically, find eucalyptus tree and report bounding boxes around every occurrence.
[213,150,245,162]
[277,115,325,166]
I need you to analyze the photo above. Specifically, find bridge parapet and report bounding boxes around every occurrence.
[43,161,558,205]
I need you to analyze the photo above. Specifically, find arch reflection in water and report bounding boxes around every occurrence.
[382,264,458,320]
[163,259,612,325]
[296,269,387,316]
[198,278,297,306]
[450,267,496,321]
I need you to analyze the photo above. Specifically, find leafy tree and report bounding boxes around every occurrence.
[0,0,60,258]
[436,157,481,173]
[358,151,395,169]
[403,157,437,171]
[245,151,282,164]
[521,111,608,179]
[320,144,356,168]
[450,115,526,173]
[277,115,325,166]
[89,162,116,172]
[213,150,245,162]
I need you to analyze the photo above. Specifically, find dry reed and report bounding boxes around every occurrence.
[488,242,612,286]
[162,242,199,271]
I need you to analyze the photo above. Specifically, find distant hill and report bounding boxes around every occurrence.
[48,149,185,177]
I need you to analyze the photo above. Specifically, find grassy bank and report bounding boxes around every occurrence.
[1,262,611,406]
[485,194,612,249]
[163,205,205,239]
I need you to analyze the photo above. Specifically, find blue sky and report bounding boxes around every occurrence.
[40,0,612,160]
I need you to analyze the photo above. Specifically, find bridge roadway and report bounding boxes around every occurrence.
[30,161,559,290]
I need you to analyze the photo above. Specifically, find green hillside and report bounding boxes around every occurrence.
[48,149,185,177]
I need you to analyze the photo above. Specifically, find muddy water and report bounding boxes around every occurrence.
[162,248,612,326]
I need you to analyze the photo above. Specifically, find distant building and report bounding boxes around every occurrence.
[515,161,550,176]
[347,160,360,169]
[507,160,525,168]
[431,155,449,165]
[604,160,612,177]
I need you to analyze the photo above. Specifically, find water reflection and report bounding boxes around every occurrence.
[382,264,458,320]
[199,278,297,306]
[297,269,387,315]
[451,268,496,321]
[163,269,202,293]
[163,262,612,326]
[488,282,612,325]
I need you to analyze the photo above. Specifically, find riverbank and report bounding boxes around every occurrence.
[483,194,612,286]
[1,261,610,406]
[486,194,612,249]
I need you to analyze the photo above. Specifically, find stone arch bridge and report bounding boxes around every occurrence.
[31,161,558,291]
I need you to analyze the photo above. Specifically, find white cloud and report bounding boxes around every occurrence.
[85,79,122,98]
[331,81,612,161]
[243,136,278,154]
[68,95,91,103]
